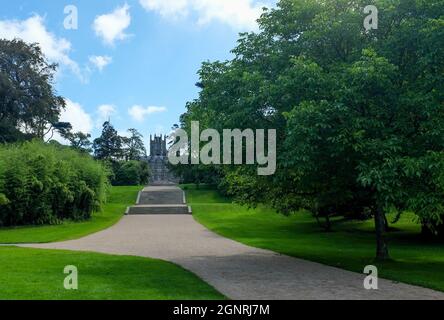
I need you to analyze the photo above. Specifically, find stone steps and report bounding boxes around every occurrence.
[127,185,190,215]
[138,190,184,205]
[127,204,191,215]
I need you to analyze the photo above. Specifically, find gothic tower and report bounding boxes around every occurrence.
[149,134,167,157]
[147,134,177,184]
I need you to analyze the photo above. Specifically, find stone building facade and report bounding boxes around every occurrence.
[146,135,177,184]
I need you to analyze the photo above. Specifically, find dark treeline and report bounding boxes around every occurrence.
[171,0,444,259]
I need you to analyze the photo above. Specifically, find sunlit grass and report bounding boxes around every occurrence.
[0,247,224,300]
[185,185,444,292]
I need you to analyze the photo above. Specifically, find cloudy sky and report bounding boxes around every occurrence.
[1,0,275,147]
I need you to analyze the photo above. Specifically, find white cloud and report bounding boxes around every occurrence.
[96,104,117,127]
[117,130,132,138]
[89,55,112,71]
[61,100,93,134]
[140,0,189,18]
[50,99,93,144]
[139,0,270,30]
[93,4,131,45]
[129,105,167,122]
[0,15,82,79]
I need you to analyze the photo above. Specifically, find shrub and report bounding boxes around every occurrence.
[0,141,110,226]
[0,193,9,205]
[112,161,150,186]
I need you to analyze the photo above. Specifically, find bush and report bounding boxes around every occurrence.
[0,141,110,226]
[112,161,150,186]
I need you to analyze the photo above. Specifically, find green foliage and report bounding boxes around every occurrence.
[169,161,222,186]
[122,129,147,161]
[0,39,65,141]
[0,141,109,226]
[112,161,150,186]
[187,186,444,293]
[175,0,444,257]
[0,193,9,206]
[0,247,225,300]
[93,125,147,162]
[93,122,124,161]
[62,131,93,154]
[0,186,140,244]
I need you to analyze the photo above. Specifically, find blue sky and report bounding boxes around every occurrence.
[1,0,275,146]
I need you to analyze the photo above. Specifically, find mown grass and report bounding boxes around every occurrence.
[0,186,141,244]
[0,247,224,300]
[184,185,444,292]
[0,185,224,300]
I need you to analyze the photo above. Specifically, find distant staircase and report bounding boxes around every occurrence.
[126,185,191,215]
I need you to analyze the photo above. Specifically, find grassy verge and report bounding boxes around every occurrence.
[0,247,224,300]
[183,185,444,292]
[0,186,140,244]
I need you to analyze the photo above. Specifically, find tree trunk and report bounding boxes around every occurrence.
[314,213,322,228]
[383,213,390,232]
[421,224,434,240]
[422,223,444,240]
[324,215,332,232]
[314,210,333,232]
[374,206,390,261]
[438,223,444,239]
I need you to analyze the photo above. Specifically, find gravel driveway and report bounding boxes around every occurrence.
[22,214,444,300]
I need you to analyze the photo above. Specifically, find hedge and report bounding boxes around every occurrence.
[0,141,110,226]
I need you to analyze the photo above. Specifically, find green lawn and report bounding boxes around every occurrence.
[0,186,140,244]
[0,185,224,300]
[184,185,444,292]
[0,247,224,300]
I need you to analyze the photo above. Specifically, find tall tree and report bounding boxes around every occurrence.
[93,122,123,161]
[176,0,444,259]
[0,39,65,142]
[122,128,146,161]
[67,132,92,154]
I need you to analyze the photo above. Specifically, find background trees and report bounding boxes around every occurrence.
[0,38,151,227]
[92,123,150,186]
[0,39,65,142]
[93,121,124,161]
[0,39,111,226]
[122,128,147,161]
[113,161,150,186]
[92,123,147,162]
[174,0,444,259]
[66,132,93,154]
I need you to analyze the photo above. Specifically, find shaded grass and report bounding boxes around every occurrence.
[182,184,231,204]
[185,185,444,292]
[0,186,141,244]
[0,247,224,300]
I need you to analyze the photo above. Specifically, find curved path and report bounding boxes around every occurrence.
[22,187,444,300]
[21,215,444,299]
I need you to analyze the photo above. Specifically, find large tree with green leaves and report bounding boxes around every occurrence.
[66,131,93,154]
[177,0,444,259]
[0,39,66,142]
[122,128,147,161]
[93,122,123,161]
